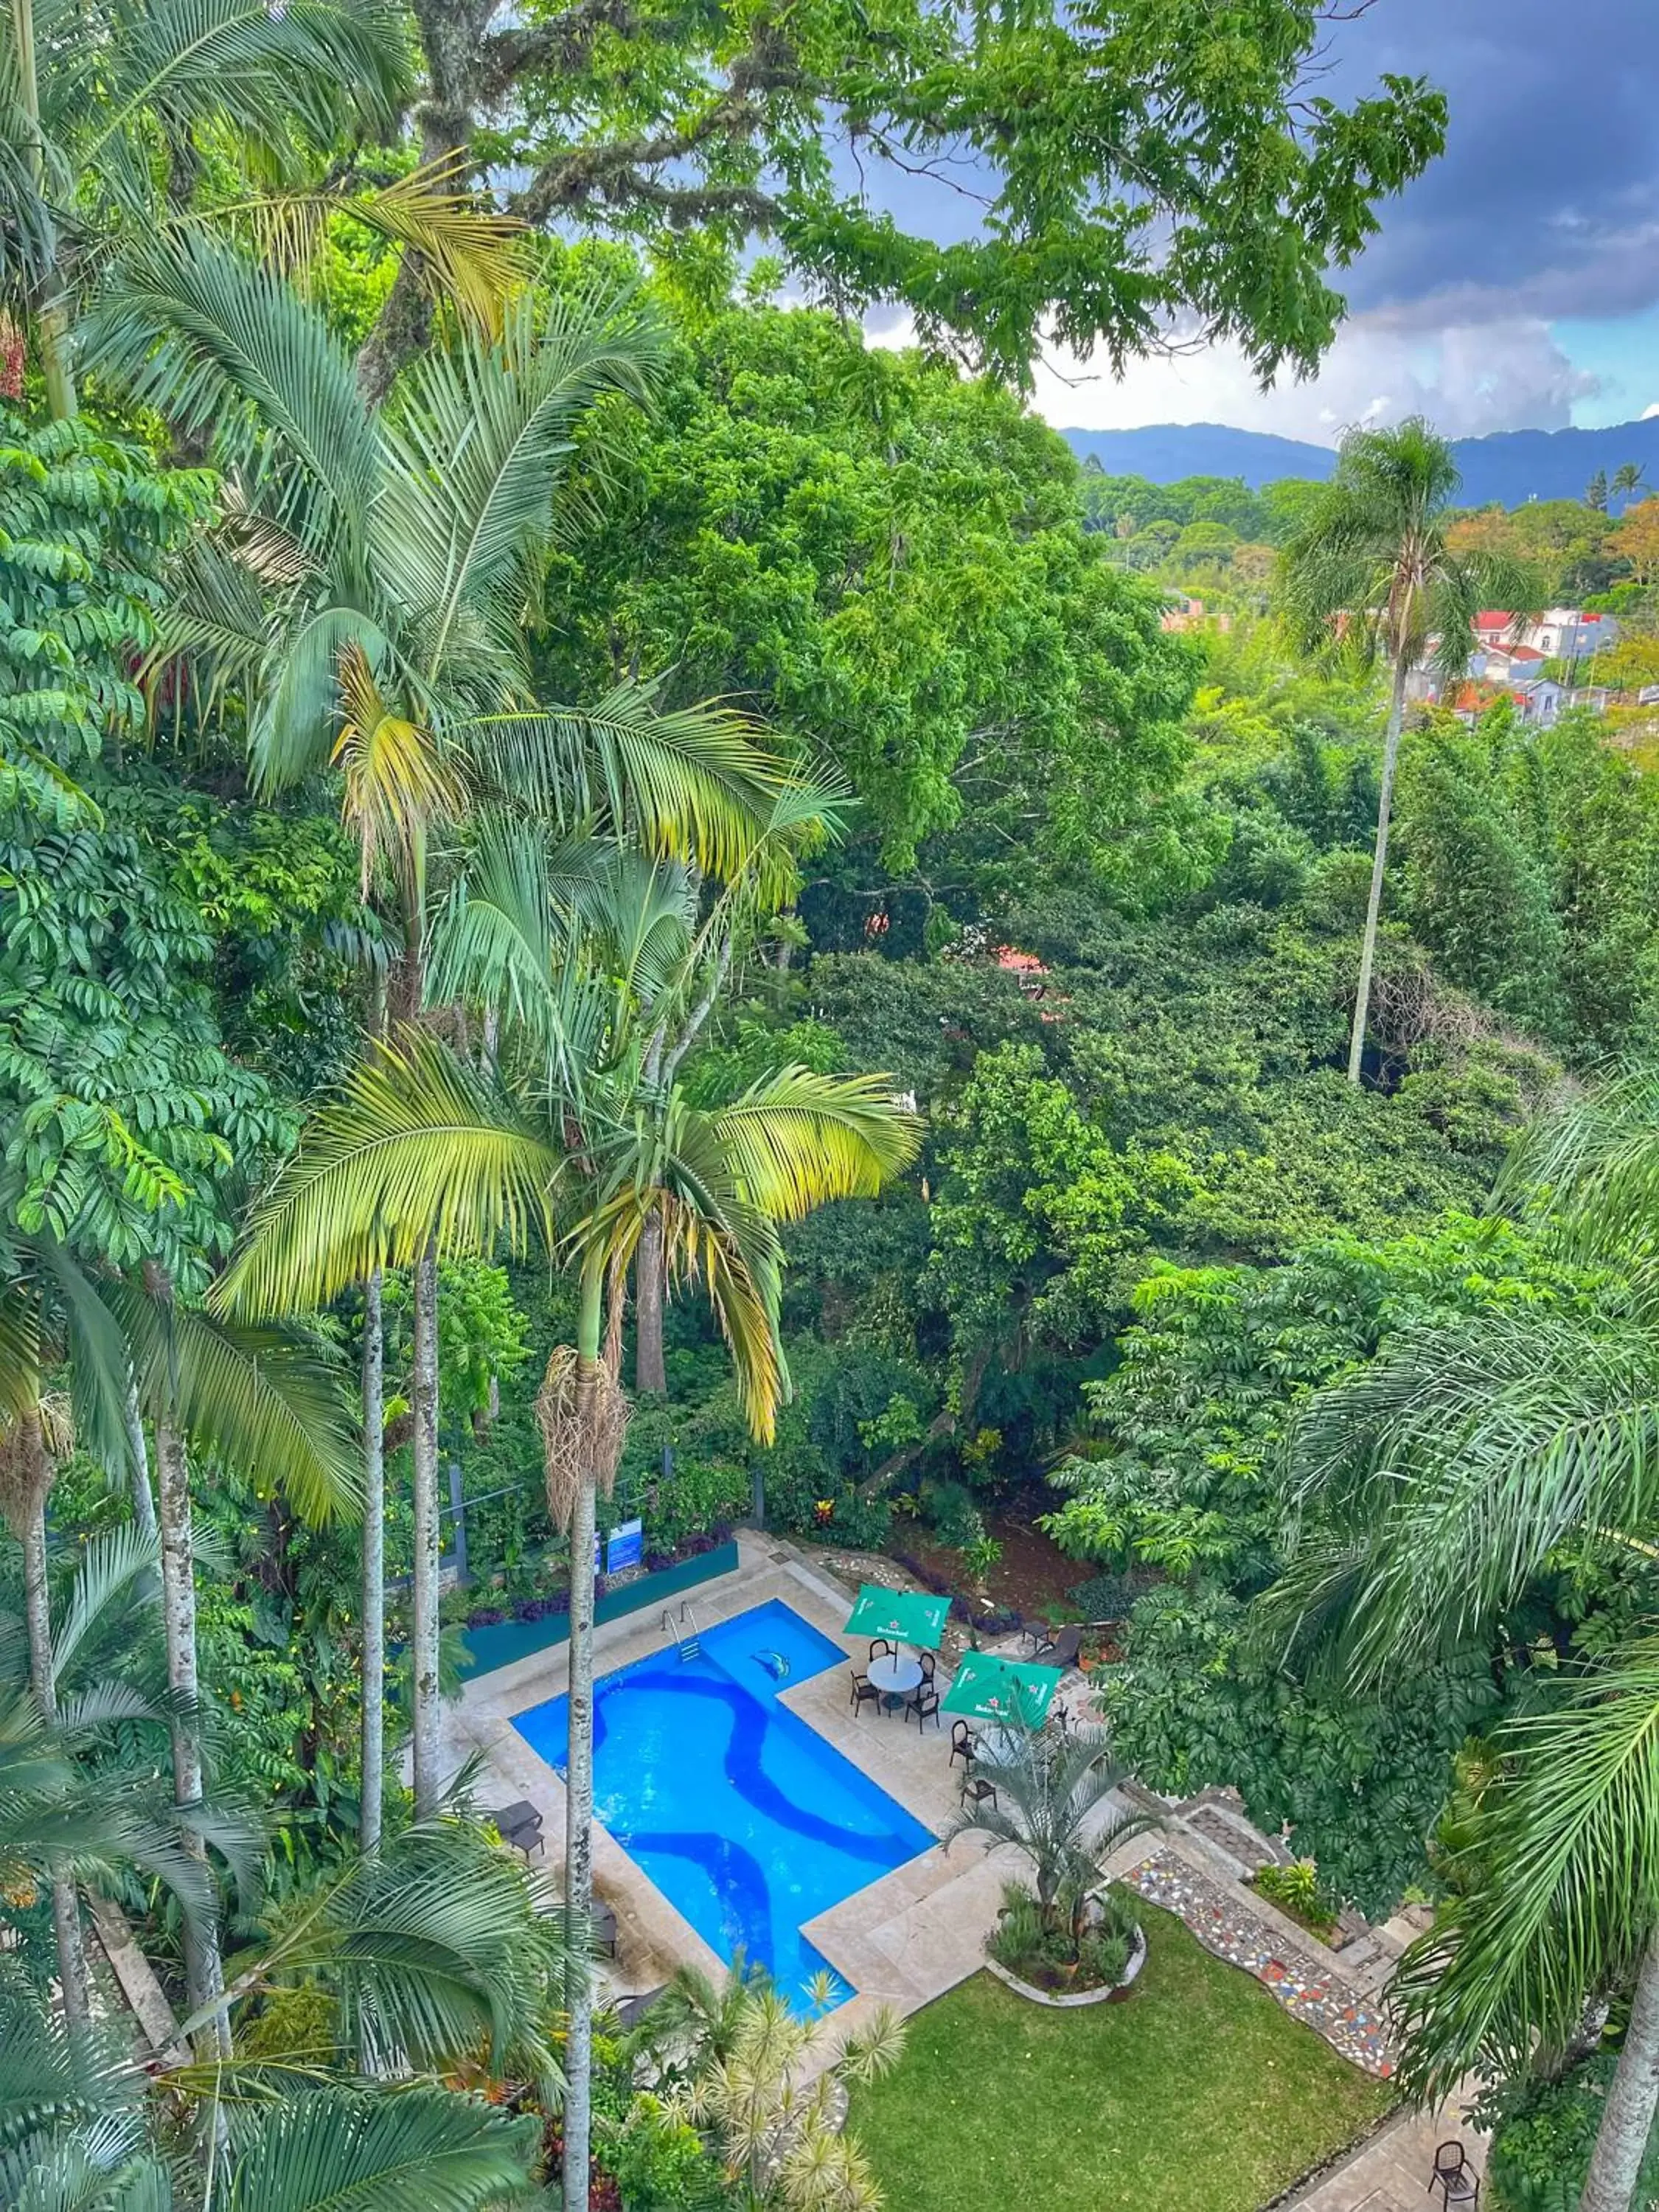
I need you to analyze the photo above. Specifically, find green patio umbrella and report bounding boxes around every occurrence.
[940,1650,1061,1730]
[844,1584,950,1651]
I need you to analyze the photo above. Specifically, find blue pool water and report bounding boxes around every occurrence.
[512,1599,934,2011]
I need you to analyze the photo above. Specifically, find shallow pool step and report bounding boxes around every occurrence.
[678,1637,700,1661]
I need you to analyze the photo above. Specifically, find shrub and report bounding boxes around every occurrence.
[1070,1571,1136,1621]
[1253,1859,1340,1939]
[1478,2053,1659,2211]
[986,1880,1139,1994]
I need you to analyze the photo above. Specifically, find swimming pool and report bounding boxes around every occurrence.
[512,1598,934,2010]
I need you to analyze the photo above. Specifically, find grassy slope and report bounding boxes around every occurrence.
[847,1910,1393,2212]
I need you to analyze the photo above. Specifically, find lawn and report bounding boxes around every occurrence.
[846,1908,1394,2212]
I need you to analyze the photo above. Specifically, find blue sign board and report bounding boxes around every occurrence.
[605,1517,644,1574]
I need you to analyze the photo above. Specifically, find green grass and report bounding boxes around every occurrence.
[846,1908,1394,2212]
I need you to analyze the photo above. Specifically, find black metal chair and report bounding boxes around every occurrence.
[493,1800,544,1860]
[868,1637,893,1665]
[849,1669,880,1717]
[592,1901,619,1960]
[918,1650,937,1686]
[906,1683,942,1732]
[949,1719,977,1770]
[959,1773,998,1812]
[1428,2141,1479,2208]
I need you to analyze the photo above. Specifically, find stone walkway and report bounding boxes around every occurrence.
[1123,1846,1395,2076]
[1284,2090,1487,2210]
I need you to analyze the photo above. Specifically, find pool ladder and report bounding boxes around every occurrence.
[661,1601,701,1663]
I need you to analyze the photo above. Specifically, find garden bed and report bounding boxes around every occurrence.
[848,1910,1393,2212]
[455,1538,741,1679]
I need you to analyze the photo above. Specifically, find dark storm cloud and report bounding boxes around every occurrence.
[1330,0,1659,322]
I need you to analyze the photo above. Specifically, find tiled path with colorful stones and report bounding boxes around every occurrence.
[1123,1846,1395,2076]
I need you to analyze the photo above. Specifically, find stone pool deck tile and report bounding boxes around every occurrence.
[445,1536,1033,2020]
[1124,1844,1397,2077]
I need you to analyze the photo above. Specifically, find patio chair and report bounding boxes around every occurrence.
[493,1801,544,1860]
[949,1720,977,1770]
[918,1651,937,1685]
[905,1683,942,1732]
[1029,1622,1083,1670]
[959,1773,998,1812]
[849,1669,880,1717]
[592,1901,619,1960]
[868,1637,893,1664]
[1427,2142,1479,2208]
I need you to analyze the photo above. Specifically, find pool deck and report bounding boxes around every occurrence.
[440,1534,1130,2040]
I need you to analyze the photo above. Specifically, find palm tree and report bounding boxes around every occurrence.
[1275,1065,1659,2212]
[0,0,418,415]
[0,1974,543,2212]
[212,878,919,2205]
[658,1974,905,2212]
[1613,462,1647,509]
[91,234,785,1826]
[945,1724,1156,1950]
[1276,418,1538,1085]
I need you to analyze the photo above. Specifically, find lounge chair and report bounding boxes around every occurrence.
[1028,1622,1082,1669]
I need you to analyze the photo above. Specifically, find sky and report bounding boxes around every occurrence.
[1023,0,1659,448]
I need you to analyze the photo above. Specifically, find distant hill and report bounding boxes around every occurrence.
[1061,416,1659,508]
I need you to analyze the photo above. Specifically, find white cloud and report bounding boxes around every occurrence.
[1028,313,1603,444]
[1644,402,1659,420]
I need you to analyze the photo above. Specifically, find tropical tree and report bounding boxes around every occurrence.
[1276,417,1538,1084]
[90,234,786,1827]
[1613,462,1647,507]
[641,1970,903,2212]
[0,0,417,415]
[945,1724,1155,1955]
[212,854,919,2206]
[1274,1065,1659,2212]
[0,1973,543,2212]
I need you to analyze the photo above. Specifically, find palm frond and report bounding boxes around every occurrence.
[333,642,469,892]
[49,1523,159,1690]
[1276,1309,1659,1678]
[226,2086,540,2212]
[212,156,526,330]
[1389,1642,1659,2096]
[1499,1062,1659,1266]
[83,227,376,562]
[462,684,787,882]
[704,1069,919,1223]
[116,1290,359,1524]
[212,1034,563,1319]
[376,280,667,686]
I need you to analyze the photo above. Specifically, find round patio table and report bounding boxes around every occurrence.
[866,1652,923,1712]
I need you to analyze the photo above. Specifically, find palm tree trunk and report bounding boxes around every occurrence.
[360,1268,386,1850]
[634,1206,667,1397]
[10,0,75,419]
[410,1236,442,1817]
[1581,1929,1659,2212]
[155,1414,231,2057]
[1346,645,1411,1086]
[561,1266,605,2212]
[13,1411,91,2029]
[123,1376,156,1540]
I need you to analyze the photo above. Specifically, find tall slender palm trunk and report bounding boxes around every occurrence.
[634,1208,667,1397]
[360,1269,386,1849]
[10,0,75,418]
[155,1414,230,2056]
[122,1377,156,1539]
[1581,1931,1659,2212]
[410,1237,442,1815]
[560,1267,605,2212]
[1346,644,1411,1086]
[11,1411,91,2027]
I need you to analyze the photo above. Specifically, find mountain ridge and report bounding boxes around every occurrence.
[1060,416,1659,507]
